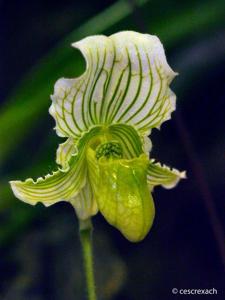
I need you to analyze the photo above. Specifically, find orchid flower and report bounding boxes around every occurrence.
[10,31,185,243]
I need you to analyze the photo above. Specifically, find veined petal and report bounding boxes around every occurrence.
[86,147,99,197]
[147,159,186,189]
[108,124,143,158]
[55,123,143,169]
[142,135,152,154]
[10,126,103,206]
[70,178,98,220]
[70,143,101,220]
[10,154,86,206]
[108,32,177,134]
[50,31,177,138]
[56,137,77,168]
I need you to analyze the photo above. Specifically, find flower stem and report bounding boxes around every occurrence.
[79,218,97,300]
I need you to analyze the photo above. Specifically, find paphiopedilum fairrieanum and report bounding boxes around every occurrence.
[10,31,185,242]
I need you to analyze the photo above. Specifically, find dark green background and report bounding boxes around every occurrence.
[0,0,225,299]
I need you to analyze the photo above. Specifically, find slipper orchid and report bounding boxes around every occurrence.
[10,31,185,242]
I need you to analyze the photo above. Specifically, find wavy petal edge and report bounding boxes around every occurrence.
[49,31,177,139]
[147,159,186,189]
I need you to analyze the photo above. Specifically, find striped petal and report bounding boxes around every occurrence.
[56,137,77,168]
[147,159,186,189]
[50,31,177,139]
[10,153,86,207]
[108,124,143,158]
[10,126,103,206]
[70,178,98,220]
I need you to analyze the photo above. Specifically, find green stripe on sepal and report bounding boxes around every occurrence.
[147,159,186,189]
[56,137,77,168]
[10,160,86,207]
[50,31,177,139]
[70,178,98,220]
[88,151,155,242]
[108,124,143,158]
[10,126,103,206]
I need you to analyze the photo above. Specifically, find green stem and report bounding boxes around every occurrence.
[79,218,97,300]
